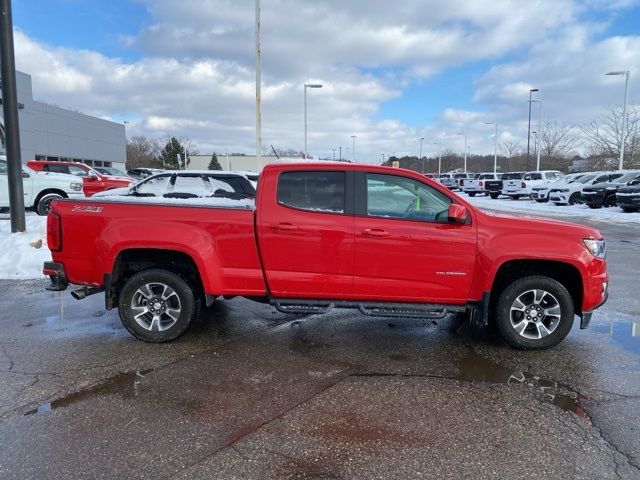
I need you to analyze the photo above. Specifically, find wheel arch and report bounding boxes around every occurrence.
[489,259,583,316]
[34,189,68,207]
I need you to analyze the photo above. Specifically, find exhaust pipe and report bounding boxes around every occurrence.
[71,286,104,300]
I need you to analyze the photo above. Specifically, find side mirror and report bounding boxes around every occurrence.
[22,171,30,178]
[448,203,468,224]
[629,178,640,186]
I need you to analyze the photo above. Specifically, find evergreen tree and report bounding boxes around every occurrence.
[160,137,189,169]
[208,152,222,170]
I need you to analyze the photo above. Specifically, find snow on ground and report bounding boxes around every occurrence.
[465,194,640,226]
[0,213,50,280]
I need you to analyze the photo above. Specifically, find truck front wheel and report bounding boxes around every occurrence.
[118,269,196,342]
[494,276,574,350]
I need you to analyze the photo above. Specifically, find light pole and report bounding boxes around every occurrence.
[304,83,323,159]
[339,146,342,161]
[419,137,424,173]
[606,71,630,170]
[351,135,356,162]
[255,0,262,169]
[432,142,442,176]
[485,122,498,174]
[457,130,468,172]
[526,88,539,171]
[332,148,336,161]
[529,99,543,170]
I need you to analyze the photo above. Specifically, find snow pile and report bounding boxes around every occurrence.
[466,195,640,225]
[0,214,50,279]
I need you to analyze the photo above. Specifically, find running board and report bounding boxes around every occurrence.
[271,299,466,319]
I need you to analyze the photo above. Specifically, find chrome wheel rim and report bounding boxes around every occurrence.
[130,282,182,331]
[509,289,561,340]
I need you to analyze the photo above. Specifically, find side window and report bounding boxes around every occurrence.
[171,176,212,196]
[278,171,345,213]
[68,166,88,177]
[45,164,70,174]
[0,160,7,174]
[136,175,171,195]
[366,173,451,222]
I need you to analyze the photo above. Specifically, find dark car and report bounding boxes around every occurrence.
[93,171,256,200]
[616,177,640,212]
[484,172,512,199]
[581,171,640,209]
[127,168,165,180]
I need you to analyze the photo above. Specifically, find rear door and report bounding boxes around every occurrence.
[257,169,355,299]
[353,172,477,303]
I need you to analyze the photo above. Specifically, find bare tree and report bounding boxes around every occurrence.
[582,105,640,163]
[540,121,582,161]
[126,136,162,169]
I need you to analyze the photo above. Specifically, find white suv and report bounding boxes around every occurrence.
[0,156,84,215]
[548,171,624,206]
[530,172,586,203]
[502,170,564,200]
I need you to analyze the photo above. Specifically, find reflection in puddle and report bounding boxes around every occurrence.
[590,320,640,356]
[457,351,589,421]
[25,369,153,416]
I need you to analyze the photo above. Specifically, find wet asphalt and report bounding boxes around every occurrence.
[1,214,640,479]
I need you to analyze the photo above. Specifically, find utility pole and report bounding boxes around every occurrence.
[606,71,631,170]
[255,0,262,169]
[332,148,336,161]
[419,137,424,173]
[0,0,25,232]
[526,88,538,171]
[351,135,356,162]
[339,146,342,161]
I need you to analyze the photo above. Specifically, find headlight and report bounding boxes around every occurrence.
[70,182,83,191]
[128,182,135,187]
[583,238,606,258]
[557,189,569,193]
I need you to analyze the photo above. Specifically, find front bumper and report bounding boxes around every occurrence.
[530,190,549,200]
[616,193,640,209]
[502,189,528,196]
[581,192,604,207]
[43,261,68,291]
[549,192,569,203]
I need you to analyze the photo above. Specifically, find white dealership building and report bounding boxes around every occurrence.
[0,70,126,168]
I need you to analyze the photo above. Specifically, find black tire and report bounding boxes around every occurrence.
[510,195,520,200]
[568,193,581,205]
[36,193,64,216]
[494,276,575,350]
[118,269,196,342]
[489,193,499,199]
[468,192,476,197]
[603,195,616,208]
[534,199,546,203]
[622,207,638,213]
[587,204,601,209]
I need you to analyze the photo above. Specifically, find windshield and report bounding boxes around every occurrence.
[574,174,597,184]
[525,173,543,180]
[502,172,524,180]
[615,172,640,184]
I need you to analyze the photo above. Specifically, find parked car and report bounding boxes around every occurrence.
[530,173,586,203]
[27,160,134,197]
[233,170,260,189]
[94,166,131,178]
[581,171,640,209]
[615,177,640,212]
[463,173,499,197]
[45,162,608,350]
[438,173,456,189]
[548,172,623,206]
[126,168,165,180]
[502,171,563,200]
[453,173,473,190]
[1,156,84,215]
[483,174,504,199]
[92,171,256,199]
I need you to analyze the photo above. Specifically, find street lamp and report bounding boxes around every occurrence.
[304,83,323,159]
[457,130,468,172]
[332,148,336,161]
[485,122,498,174]
[255,0,262,169]
[606,71,630,170]
[526,88,539,171]
[529,99,543,170]
[419,137,425,173]
[432,142,442,176]
[351,135,356,162]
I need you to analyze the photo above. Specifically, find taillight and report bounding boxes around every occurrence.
[521,181,526,188]
[47,212,61,252]
[479,181,484,187]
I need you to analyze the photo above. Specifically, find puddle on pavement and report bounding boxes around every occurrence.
[589,320,640,356]
[456,350,589,421]
[25,369,153,416]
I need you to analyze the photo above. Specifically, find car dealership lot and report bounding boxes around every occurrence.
[0,214,639,479]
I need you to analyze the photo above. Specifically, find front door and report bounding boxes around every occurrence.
[257,169,354,299]
[353,172,477,303]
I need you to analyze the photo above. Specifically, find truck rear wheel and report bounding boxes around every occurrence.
[489,193,499,199]
[36,193,64,216]
[468,192,476,197]
[118,269,196,342]
[494,276,574,350]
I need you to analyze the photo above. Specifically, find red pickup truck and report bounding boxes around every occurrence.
[44,162,608,349]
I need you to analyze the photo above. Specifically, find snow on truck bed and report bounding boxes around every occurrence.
[82,195,256,209]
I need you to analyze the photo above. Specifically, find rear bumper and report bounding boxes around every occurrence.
[43,261,68,291]
[502,189,528,196]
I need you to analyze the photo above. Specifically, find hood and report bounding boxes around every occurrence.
[92,187,132,197]
[617,184,640,194]
[477,209,601,239]
[583,181,620,192]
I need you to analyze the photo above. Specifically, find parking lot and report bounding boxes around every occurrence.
[0,211,639,479]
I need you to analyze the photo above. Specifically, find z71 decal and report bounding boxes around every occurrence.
[72,205,103,213]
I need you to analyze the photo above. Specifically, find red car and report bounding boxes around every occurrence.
[27,161,134,197]
[44,162,608,349]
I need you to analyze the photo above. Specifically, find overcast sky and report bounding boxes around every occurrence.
[13,0,640,162]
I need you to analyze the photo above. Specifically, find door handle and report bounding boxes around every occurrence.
[361,228,390,238]
[272,222,299,231]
